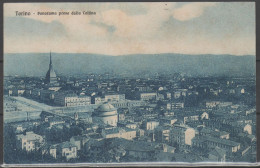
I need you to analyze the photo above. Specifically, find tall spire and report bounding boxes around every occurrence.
[46,50,58,86]
[50,51,52,65]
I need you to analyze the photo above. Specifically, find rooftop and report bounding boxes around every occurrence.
[194,135,240,147]
[16,131,43,141]
[96,102,116,112]
[208,146,226,158]
[59,141,77,149]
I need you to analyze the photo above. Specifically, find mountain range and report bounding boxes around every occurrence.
[4,53,255,77]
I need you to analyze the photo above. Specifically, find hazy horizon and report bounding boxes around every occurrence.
[3,52,256,57]
[4,53,255,77]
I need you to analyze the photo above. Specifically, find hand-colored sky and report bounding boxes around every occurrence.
[4,2,255,55]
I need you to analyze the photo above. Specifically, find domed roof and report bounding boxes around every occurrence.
[97,102,116,112]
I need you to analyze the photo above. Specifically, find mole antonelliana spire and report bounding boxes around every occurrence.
[50,51,52,67]
[45,51,58,86]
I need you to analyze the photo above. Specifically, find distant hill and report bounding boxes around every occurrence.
[4,53,255,77]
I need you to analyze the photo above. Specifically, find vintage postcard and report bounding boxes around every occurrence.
[3,2,256,165]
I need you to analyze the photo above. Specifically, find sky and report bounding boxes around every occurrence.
[4,2,255,56]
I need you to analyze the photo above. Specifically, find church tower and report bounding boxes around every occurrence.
[45,51,58,86]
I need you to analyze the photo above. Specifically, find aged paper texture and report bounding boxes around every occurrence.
[3,2,256,165]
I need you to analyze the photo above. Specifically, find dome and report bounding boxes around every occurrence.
[97,102,116,112]
[93,102,118,126]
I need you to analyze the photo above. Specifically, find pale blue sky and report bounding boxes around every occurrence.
[4,2,255,55]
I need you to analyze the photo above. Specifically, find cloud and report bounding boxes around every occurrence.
[90,21,116,33]
[4,17,67,37]
[172,2,218,21]
[3,2,255,56]
[93,3,176,40]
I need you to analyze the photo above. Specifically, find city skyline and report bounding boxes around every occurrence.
[4,2,255,55]
[3,2,256,165]
[4,55,256,163]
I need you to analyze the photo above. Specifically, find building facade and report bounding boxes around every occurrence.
[16,131,44,152]
[54,92,91,107]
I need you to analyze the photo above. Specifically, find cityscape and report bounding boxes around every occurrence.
[3,2,256,165]
[3,52,256,163]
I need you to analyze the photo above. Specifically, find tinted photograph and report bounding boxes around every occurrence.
[3,2,256,165]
